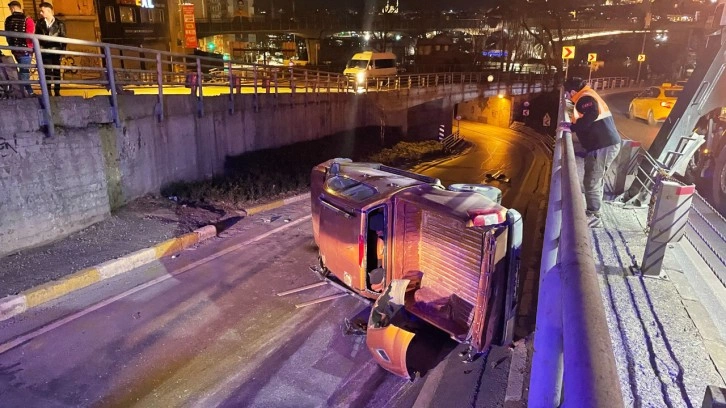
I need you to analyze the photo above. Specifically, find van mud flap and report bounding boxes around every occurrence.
[366,279,415,379]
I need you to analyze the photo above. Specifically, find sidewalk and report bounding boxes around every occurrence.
[0,195,226,299]
[575,153,726,406]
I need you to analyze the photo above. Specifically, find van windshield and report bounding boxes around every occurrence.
[326,176,377,201]
[347,59,369,69]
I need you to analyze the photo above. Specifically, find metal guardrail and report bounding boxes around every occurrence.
[617,133,726,286]
[0,31,568,139]
[529,89,624,407]
[441,129,462,152]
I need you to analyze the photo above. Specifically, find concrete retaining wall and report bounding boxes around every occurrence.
[456,95,532,128]
[0,93,377,256]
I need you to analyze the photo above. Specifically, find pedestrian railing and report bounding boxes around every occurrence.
[1,31,626,139]
[529,89,624,407]
[441,129,462,152]
[587,76,631,90]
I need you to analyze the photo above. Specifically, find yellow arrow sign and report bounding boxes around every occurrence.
[638,54,646,62]
[588,53,597,62]
[562,46,575,60]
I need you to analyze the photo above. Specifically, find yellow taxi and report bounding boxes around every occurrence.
[628,83,683,126]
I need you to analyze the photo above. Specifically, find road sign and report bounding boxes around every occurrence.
[562,46,575,60]
[588,53,597,63]
[638,54,646,62]
[543,113,551,127]
[523,109,530,117]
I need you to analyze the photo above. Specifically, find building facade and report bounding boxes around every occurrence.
[95,0,170,50]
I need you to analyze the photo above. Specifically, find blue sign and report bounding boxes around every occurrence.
[482,50,508,58]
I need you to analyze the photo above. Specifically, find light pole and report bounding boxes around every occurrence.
[636,3,652,84]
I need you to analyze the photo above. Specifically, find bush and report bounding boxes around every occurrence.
[161,129,449,210]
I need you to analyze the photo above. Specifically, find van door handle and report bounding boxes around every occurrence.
[318,196,354,219]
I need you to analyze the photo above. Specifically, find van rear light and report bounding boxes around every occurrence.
[660,101,672,108]
[358,234,365,266]
[467,208,506,227]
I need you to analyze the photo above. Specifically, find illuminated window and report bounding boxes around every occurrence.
[105,6,117,22]
[119,6,136,23]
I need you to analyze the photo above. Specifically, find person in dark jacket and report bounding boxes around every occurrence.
[563,77,622,227]
[35,2,66,96]
[4,0,35,95]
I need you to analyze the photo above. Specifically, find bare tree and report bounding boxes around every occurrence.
[492,0,579,76]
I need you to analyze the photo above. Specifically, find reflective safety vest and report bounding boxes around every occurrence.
[571,86,612,123]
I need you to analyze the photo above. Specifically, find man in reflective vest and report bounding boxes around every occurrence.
[563,78,621,227]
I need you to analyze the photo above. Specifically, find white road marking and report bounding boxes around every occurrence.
[0,215,312,355]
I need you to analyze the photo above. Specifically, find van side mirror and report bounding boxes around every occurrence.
[330,162,341,176]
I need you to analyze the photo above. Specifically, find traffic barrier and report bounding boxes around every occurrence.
[702,385,726,408]
[641,180,696,275]
[529,89,624,407]
[605,139,642,196]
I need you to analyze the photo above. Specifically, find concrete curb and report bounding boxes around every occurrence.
[0,192,310,322]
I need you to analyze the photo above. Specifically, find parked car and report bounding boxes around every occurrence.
[310,159,522,378]
[628,83,683,126]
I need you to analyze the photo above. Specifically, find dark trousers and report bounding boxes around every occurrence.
[41,53,61,96]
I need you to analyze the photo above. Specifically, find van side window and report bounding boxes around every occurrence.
[374,59,396,69]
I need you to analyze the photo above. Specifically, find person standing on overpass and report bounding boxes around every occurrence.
[563,77,622,228]
[4,1,35,96]
[35,2,66,97]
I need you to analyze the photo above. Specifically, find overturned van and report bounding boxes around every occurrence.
[311,159,522,379]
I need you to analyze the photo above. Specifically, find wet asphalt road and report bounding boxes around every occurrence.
[0,122,552,407]
[604,91,662,149]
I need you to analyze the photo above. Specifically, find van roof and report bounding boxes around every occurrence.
[351,51,397,60]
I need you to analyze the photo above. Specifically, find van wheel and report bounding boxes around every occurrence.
[647,110,656,126]
[628,104,635,119]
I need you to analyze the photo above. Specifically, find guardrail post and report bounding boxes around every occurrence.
[101,45,122,126]
[274,70,279,96]
[253,65,258,95]
[227,60,234,114]
[155,52,164,121]
[32,37,54,137]
[641,181,695,275]
[291,70,296,95]
[195,57,204,117]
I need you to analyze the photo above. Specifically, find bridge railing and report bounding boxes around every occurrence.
[0,31,565,138]
[529,89,624,406]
